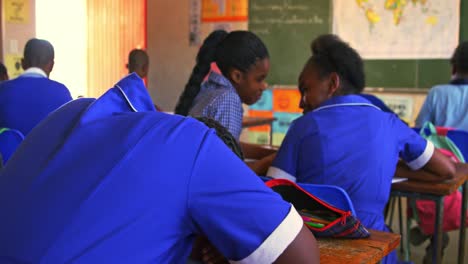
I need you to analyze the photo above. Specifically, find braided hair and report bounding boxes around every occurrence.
[174,30,269,116]
[196,117,244,160]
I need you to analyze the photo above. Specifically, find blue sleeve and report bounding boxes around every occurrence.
[267,121,301,181]
[187,131,303,263]
[208,92,243,140]
[415,89,435,128]
[392,115,434,170]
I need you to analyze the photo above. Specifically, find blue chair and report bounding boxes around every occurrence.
[259,176,357,216]
[0,128,24,165]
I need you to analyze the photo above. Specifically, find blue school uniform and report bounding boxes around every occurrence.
[267,95,433,264]
[0,73,302,264]
[415,78,468,131]
[0,128,24,164]
[359,93,395,114]
[189,72,243,140]
[0,67,72,136]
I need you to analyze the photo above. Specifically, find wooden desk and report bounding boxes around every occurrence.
[318,230,400,264]
[391,167,468,264]
[242,116,276,128]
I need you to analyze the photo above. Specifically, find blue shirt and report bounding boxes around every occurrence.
[0,73,302,264]
[0,68,72,136]
[189,72,244,140]
[268,95,433,230]
[359,94,395,114]
[415,79,468,131]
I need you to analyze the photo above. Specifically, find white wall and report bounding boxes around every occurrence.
[147,0,199,111]
[36,0,87,98]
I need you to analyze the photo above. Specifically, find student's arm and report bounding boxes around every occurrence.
[394,116,456,181]
[246,152,276,175]
[188,132,319,263]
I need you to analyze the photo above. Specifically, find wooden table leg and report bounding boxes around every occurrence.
[432,196,444,264]
[458,181,467,264]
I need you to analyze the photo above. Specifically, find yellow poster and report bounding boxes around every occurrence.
[202,0,248,22]
[4,0,30,24]
[4,54,24,78]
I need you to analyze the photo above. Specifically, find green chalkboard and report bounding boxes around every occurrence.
[249,0,468,89]
[249,0,331,85]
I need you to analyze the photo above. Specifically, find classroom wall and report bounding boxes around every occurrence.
[146,0,198,111]
[0,0,36,78]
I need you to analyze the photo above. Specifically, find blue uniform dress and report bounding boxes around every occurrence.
[0,73,303,264]
[0,128,24,164]
[415,78,468,131]
[189,72,244,140]
[0,67,72,136]
[267,95,433,263]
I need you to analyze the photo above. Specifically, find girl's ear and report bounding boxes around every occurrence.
[328,72,340,96]
[228,68,243,86]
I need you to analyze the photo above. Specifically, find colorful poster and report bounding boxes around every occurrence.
[248,131,270,145]
[189,0,202,46]
[250,89,273,111]
[273,112,301,134]
[333,0,460,59]
[247,110,274,132]
[4,54,24,78]
[202,0,248,22]
[378,95,414,123]
[273,88,302,113]
[4,0,30,24]
[272,133,286,147]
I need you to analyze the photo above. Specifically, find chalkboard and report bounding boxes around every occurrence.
[249,0,331,85]
[249,0,468,89]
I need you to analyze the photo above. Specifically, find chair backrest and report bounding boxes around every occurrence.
[258,176,357,216]
[0,128,25,164]
[446,130,468,161]
[414,127,468,162]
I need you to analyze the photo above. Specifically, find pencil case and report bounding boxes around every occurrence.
[266,179,370,238]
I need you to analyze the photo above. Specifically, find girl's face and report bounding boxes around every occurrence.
[231,58,270,105]
[298,63,340,113]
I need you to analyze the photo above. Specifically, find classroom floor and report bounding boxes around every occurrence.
[388,197,468,264]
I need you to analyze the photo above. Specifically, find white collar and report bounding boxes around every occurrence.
[21,67,48,78]
[313,103,381,113]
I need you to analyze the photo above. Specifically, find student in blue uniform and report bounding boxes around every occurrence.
[0,38,72,136]
[0,73,318,264]
[0,128,24,165]
[267,38,457,264]
[416,41,468,130]
[174,30,270,140]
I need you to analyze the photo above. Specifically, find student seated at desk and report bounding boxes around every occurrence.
[0,73,318,264]
[0,38,72,136]
[174,30,270,140]
[267,37,456,264]
[416,41,468,131]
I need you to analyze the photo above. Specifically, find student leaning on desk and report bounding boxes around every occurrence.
[0,73,319,263]
[266,34,460,264]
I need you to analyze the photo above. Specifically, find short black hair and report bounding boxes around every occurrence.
[0,62,7,76]
[195,117,244,160]
[128,49,149,71]
[451,41,468,75]
[307,35,365,94]
[174,30,269,116]
[23,38,54,68]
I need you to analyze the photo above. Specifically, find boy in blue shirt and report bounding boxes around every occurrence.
[0,73,318,263]
[0,38,72,136]
[268,37,457,264]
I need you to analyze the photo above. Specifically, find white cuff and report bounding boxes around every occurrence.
[230,205,303,264]
[407,141,435,170]
[266,167,297,182]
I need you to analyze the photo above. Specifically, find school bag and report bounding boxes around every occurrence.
[409,122,467,235]
[265,179,370,238]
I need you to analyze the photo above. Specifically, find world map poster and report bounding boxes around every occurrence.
[333,0,460,59]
